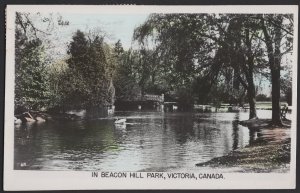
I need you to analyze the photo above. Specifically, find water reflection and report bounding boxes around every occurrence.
[247,125,289,147]
[232,113,240,150]
[14,110,279,171]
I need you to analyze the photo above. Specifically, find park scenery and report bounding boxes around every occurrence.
[13,11,294,172]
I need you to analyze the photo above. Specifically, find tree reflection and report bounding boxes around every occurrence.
[232,113,240,150]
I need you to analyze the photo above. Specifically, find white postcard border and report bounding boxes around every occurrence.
[4,5,298,190]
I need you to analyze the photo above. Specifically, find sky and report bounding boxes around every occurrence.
[47,13,150,51]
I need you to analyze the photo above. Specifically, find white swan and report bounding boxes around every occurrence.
[14,117,22,125]
[114,118,126,124]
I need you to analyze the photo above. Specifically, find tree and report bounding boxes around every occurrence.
[114,40,124,55]
[15,12,69,112]
[281,65,292,106]
[64,30,113,112]
[114,48,142,102]
[134,14,216,109]
[260,14,293,125]
[256,94,270,101]
[134,13,263,115]
[15,14,50,112]
[219,15,267,119]
[46,59,68,111]
[63,30,89,109]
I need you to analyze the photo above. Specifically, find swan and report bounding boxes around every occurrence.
[14,117,22,125]
[114,118,126,124]
[20,162,27,167]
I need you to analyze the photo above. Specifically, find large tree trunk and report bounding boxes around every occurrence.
[247,80,257,119]
[271,65,282,125]
[236,67,257,119]
[271,17,283,125]
[261,16,283,126]
[244,27,257,119]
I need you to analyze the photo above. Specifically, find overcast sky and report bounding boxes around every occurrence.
[49,13,149,50]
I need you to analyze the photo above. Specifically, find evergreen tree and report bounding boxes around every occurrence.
[64,30,113,111]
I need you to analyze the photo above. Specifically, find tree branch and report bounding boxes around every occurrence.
[16,12,27,35]
[267,17,293,36]
[24,14,51,36]
[236,74,248,89]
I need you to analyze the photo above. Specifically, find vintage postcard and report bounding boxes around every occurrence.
[4,5,298,190]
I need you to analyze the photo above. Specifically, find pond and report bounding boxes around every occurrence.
[14,110,277,171]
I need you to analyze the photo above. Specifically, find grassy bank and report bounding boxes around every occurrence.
[196,119,291,173]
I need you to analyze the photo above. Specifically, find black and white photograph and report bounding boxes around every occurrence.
[4,5,298,190]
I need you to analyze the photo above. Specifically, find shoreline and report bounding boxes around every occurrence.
[196,119,291,173]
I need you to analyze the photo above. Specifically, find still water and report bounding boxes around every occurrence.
[15,110,275,171]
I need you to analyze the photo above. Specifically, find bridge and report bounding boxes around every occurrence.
[141,94,164,103]
[115,93,178,111]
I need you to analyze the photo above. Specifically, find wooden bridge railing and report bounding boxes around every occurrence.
[142,94,164,102]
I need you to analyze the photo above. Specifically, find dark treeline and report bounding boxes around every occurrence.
[15,12,293,125]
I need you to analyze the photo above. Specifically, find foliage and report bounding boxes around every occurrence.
[15,12,69,112]
[46,59,68,110]
[63,30,114,109]
[281,66,292,105]
[256,94,271,102]
[134,14,253,108]
[113,47,142,101]
[14,12,294,119]
[133,14,216,108]
[15,26,50,112]
[133,13,293,118]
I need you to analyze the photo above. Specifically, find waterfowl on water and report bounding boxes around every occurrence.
[114,118,126,124]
